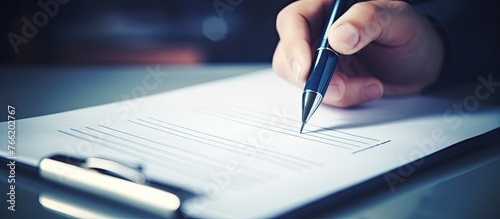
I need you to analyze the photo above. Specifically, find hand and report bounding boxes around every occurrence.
[272,0,445,107]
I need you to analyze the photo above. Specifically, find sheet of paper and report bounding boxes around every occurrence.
[1,69,499,218]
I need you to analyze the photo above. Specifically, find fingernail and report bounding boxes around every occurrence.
[329,84,342,100]
[291,59,302,82]
[363,84,382,101]
[334,24,359,50]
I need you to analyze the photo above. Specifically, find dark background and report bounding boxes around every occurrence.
[1,0,293,65]
[1,2,500,219]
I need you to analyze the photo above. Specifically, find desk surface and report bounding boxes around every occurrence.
[1,64,499,218]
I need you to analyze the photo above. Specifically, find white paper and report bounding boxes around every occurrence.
[1,69,499,218]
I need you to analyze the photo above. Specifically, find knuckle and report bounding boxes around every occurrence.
[349,1,409,39]
[275,7,293,33]
[384,1,411,15]
[352,1,410,26]
[353,2,384,24]
[276,10,286,26]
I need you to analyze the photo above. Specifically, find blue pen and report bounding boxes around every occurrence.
[300,0,357,133]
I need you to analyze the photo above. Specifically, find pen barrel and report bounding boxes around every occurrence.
[305,48,340,96]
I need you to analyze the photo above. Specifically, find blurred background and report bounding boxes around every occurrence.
[1,2,500,219]
[1,0,294,65]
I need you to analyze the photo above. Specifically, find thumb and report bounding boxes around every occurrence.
[327,1,417,54]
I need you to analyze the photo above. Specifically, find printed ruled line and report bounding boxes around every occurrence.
[129,119,307,172]
[85,127,225,171]
[71,128,213,173]
[216,102,380,142]
[59,128,267,189]
[58,129,205,181]
[133,117,312,170]
[97,125,228,165]
[193,108,353,150]
[147,117,323,167]
[198,106,363,148]
[97,125,278,180]
[211,104,371,145]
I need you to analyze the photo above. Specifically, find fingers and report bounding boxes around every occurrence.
[273,0,333,85]
[321,1,431,107]
[327,1,417,55]
[273,0,439,108]
[323,72,384,107]
[272,0,390,107]
[272,39,312,87]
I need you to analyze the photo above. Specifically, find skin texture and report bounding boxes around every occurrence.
[272,0,445,107]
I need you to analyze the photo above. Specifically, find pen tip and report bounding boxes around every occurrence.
[300,122,305,134]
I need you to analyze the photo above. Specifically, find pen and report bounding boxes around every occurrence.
[299,0,421,133]
[300,0,357,133]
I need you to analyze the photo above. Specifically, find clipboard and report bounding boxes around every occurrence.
[2,69,500,218]
[38,155,189,218]
[1,127,498,218]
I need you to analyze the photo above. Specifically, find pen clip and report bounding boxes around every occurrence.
[39,155,181,218]
[81,157,146,184]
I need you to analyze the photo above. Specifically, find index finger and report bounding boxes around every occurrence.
[274,0,334,83]
[276,0,333,44]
